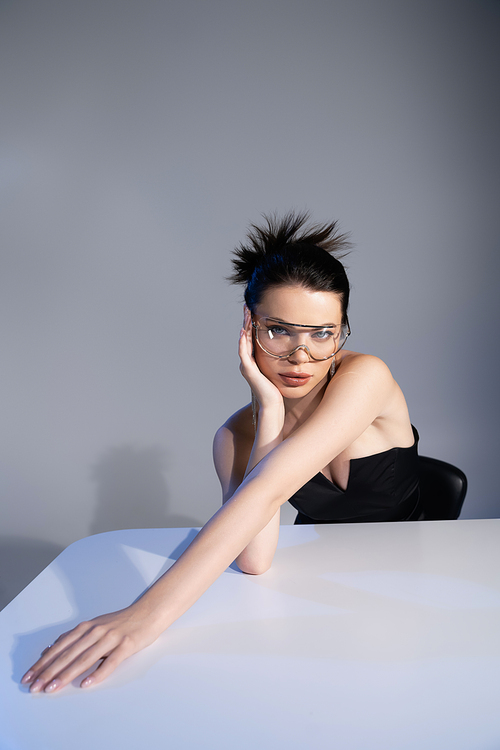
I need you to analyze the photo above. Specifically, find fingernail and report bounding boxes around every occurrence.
[45,679,61,693]
[81,676,94,688]
[21,670,34,684]
[30,679,43,693]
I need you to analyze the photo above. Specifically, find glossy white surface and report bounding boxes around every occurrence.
[1,520,500,750]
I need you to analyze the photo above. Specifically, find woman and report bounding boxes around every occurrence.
[21,211,420,694]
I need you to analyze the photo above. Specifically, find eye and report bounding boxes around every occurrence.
[267,325,290,338]
[312,329,335,341]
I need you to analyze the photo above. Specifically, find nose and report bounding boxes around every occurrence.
[287,345,311,364]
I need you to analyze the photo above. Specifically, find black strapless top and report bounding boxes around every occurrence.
[289,426,421,524]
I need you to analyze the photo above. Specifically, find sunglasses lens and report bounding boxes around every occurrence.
[255,320,349,359]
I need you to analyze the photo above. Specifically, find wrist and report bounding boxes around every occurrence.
[255,401,285,438]
[131,585,177,633]
[256,401,285,420]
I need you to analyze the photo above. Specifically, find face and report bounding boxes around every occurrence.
[253,284,344,398]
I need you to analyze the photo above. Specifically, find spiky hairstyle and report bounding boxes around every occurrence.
[229,211,351,322]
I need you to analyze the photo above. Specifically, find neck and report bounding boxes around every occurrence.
[283,374,329,435]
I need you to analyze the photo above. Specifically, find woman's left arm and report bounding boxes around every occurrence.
[237,354,398,506]
[22,354,395,693]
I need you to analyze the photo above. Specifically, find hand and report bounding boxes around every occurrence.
[239,306,283,410]
[21,603,163,693]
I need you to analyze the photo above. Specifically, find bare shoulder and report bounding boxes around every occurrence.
[333,351,395,387]
[327,350,413,449]
[325,350,409,426]
[213,403,253,449]
[213,404,254,495]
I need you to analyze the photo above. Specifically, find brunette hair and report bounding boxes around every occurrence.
[229,211,351,323]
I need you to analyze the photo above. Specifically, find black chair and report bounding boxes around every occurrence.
[418,456,467,520]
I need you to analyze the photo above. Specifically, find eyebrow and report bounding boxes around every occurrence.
[263,316,338,329]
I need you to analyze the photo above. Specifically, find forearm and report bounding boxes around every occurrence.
[135,475,281,629]
[232,404,284,570]
[243,402,285,478]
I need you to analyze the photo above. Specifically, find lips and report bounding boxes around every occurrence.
[278,371,313,387]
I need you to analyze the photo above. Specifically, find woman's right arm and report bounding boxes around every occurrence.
[213,412,282,574]
[213,308,285,574]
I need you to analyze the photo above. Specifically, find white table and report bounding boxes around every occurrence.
[1,520,500,750]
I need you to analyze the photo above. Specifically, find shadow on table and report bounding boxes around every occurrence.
[9,526,212,691]
[7,524,324,692]
[11,523,500,693]
[165,529,240,574]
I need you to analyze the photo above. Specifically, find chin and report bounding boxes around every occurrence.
[282,389,310,399]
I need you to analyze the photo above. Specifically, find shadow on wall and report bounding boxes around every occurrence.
[90,444,202,535]
[0,537,64,611]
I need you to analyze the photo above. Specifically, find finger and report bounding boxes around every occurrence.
[41,650,107,693]
[53,629,72,643]
[28,625,106,692]
[39,629,71,656]
[22,622,96,685]
[34,629,119,694]
[47,631,137,693]
[244,307,253,333]
[39,630,70,656]
[239,328,256,371]
[22,623,94,685]
[238,326,250,358]
[80,639,135,689]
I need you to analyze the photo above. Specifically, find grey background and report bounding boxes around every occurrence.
[1,0,499,608]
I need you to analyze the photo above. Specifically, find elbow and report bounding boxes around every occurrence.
[238,562,272,576]
[236,553,273,576]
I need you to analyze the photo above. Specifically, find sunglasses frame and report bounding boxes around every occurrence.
[251,315,351,361]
